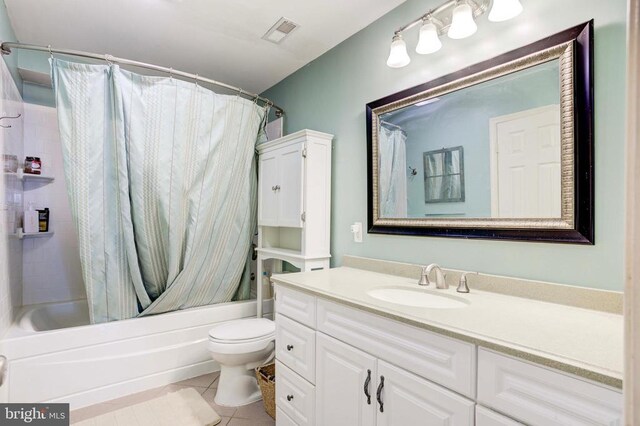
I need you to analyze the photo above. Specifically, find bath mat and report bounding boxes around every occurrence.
[74,388,221,426]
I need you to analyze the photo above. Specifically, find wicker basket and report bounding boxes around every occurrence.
[255,362,276,420]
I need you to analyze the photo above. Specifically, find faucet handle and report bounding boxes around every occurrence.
[457,272,477,293]
[418,266,430,286]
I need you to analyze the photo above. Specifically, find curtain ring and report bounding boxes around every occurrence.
[104,54,114,66]
[48,45,53,59]
[194,73,199,87]
[169,67,173,80]
[237,88,244,100]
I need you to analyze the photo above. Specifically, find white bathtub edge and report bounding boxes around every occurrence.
[4,300,274,408]
[49,360,220,409]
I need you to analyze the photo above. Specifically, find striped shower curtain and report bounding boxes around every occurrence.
[51,59,267,323]
[379,125,408,217]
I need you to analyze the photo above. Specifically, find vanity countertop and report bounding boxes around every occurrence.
[271,266,623,389]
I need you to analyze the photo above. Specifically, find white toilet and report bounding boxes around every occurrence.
[207,317,275,407]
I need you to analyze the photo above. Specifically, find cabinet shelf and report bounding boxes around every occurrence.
[256,247,331,261]
[12,227,54,240]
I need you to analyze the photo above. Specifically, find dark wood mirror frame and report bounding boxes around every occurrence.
[366,21,594,244]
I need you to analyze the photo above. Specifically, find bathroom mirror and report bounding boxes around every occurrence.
[366,21,594,244]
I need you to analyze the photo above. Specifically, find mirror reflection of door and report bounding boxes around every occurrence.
[490,105,561,218]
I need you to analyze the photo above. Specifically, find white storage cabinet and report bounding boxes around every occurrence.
[256,130,332,316]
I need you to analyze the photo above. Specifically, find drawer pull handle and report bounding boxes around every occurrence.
[376,375,384,413]
[363,369,371,405]
[286,344,294,351]
[286,394,294,402]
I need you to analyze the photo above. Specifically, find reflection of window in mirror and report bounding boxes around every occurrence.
[423,147,465,203]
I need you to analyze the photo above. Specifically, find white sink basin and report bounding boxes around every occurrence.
[367,287,469,309]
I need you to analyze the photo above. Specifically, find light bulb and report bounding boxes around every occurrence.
[416,21,442,54]
[448,2,477,39]
[488,0,523,22]
[386,34,411,68]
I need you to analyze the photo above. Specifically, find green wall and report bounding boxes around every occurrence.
[0,0,21,90]
[262,0,627,291]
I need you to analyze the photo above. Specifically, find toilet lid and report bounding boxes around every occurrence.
[208,318,275,342]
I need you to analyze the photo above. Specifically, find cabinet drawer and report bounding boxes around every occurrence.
[276,313,316,383]
[316,299,476,398]
[276,361,315,426]
[276,408,297,426]
[275,285,316,328]
[476,406,523,426]
[477,349,622,426]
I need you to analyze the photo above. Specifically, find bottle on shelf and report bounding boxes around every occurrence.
[24,203,39,234]
[37,208,50,232]
[23,156,42,175]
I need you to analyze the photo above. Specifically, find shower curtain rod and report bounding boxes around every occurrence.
[380,120,406,133]
[0,41,285,117]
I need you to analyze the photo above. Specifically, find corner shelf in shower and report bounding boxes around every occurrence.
[13,227,54,240]
[4,170,55,183]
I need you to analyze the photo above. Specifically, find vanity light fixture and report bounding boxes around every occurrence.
[488,0,523,22]
[448,1,477,39]
[386,33,411,68]
[386,0,523,68]
[416,19,443,54]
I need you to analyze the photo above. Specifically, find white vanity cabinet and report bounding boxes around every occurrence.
[273,284,623,426]
[315,333,376,426]
[316,332,475,426]
[477,349,623,426]
[274,285,475,426]
[475,406,524,426]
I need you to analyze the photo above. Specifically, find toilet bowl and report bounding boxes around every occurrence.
[208,318,275,407]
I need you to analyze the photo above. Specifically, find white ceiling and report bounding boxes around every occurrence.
[5,0,406,94]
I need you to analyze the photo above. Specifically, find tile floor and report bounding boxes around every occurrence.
[70,372,275,425]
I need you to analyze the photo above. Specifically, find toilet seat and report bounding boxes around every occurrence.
[208,318,275,354]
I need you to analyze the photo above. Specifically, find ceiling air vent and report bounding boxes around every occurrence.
[262,17,300,44]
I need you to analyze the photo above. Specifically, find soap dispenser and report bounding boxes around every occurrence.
[24,203,39,234]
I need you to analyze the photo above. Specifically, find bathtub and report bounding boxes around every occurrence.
[0,298,272,408]
[18,300,90,332]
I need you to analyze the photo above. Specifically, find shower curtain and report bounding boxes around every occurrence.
[51,59,267,323]
[379,125,408,217]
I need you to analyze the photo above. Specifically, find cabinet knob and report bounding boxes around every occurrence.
[286,344,294,351]
[286,394,294,402]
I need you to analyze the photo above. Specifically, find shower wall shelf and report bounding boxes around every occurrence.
[4,170,55,182]
[13,227,54,240]
[17,169,55,182]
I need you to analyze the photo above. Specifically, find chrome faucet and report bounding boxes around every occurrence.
[418,263,448,289]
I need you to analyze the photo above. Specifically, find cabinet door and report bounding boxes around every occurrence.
[316,333,376,426]
[376,360,475,426]
[476,406,524,426]
[258,151,279,226]
[277,143,304,227]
